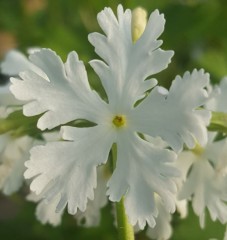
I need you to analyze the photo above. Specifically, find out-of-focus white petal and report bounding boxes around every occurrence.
[0,83,21,117]
[205,138,227,175]
[130,69,211,152]
[24,125,115,215]
[179,159,227,228]
[146,195,172,240]
[10,49,109,130]
[107,131,179,229]
[75,166,108,227]
[0,135,33,195]
[206,77,227,112]
[0,49,42,76]
[89,5,173,110]
[27,192,63,227]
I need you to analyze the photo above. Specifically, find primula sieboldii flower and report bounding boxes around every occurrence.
[178,135,227,227]
[178,79,227,227]
[10,5,210,228]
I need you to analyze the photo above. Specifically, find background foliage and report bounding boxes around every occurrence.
[0,0,227,239]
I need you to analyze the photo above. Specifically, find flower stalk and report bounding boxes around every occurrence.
[112,144,135,240]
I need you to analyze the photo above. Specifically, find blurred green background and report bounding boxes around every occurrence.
[0,0,227,239]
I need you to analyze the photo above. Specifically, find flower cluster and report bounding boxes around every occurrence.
[1,4,227,240]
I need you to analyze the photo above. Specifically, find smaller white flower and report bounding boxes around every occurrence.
[170,77,227,228]
[178,134,227,228]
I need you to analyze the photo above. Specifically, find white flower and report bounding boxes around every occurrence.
[177,77,227,228]
[10,5,210,229]
[178,134,227,227]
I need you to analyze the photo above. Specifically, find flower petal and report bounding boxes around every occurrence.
[146,195,172,240]
[0,83,21,118]
[89,5,173,110]
[179,159,227,227]
[0,49,41,76]
[0,135,33,195]
[27,192,63,227]
[130,69,211,152]
[107,131,178,229]
[75,166,108,227]
[206,77,227,112]
[24,125,115,215]
[10,49,109,130]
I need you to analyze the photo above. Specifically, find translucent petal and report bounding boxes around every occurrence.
[107,131,179,229]
[89,5,173,110]
[10,49,109,130]
[24,125,115,215]
[130,69,211,152]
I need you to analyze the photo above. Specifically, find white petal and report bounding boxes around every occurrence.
[10,49,109,130]
[27,192,63,226]
[75,166,108,227]
[146,195,172,240]
[89,5,173,110]
[0,135,33,195]
[24,125,115,215]
[179,159,227,227]
[0,49,42,76]
[206,77,227,112]
[107,131,179,229]
[0,83,21,118]
[130,69,211,152]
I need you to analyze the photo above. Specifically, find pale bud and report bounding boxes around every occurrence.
[131,7,148,43]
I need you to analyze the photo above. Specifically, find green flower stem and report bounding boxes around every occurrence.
[112,144,135,240]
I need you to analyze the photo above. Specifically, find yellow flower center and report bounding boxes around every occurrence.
[192,143,204,156]
[112,115,127,128]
